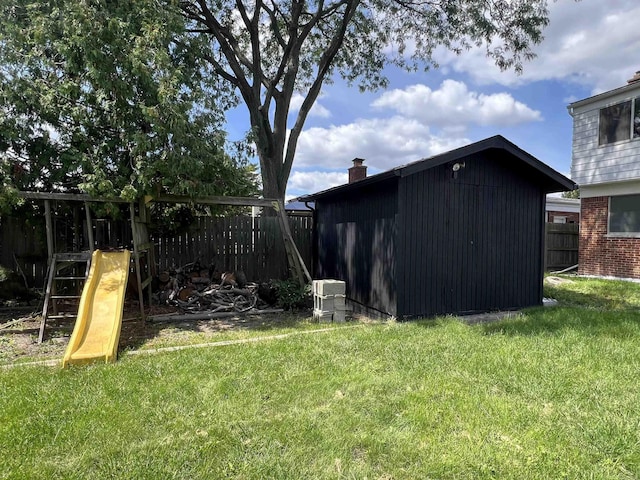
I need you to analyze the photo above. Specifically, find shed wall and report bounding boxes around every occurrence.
[315,180,398,316]
[396,151,545,317]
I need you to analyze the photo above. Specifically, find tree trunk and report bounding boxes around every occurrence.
[260,161,285,201]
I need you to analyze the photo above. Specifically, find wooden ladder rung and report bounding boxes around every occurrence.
[53,253,92,261]
[39,251,92,343]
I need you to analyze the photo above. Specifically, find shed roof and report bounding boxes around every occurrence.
[299,135,576,201]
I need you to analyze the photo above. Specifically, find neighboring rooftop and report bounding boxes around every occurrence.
[285,200,314,212]
[545,195,580,213]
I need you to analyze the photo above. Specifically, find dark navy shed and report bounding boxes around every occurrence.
[300,136,576,318]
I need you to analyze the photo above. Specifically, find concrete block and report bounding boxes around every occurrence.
[333,294,346,310]
[333,310,346,323]
[315,296,335,312]
[314,279,345,296]
[313,309,333,323]
[314,293,346,311]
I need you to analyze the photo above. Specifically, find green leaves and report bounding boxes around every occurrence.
[175,0,552,199]
[0,0,257,206]
[0,0,553,206]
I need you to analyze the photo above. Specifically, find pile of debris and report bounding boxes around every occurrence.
[0,264,32,304]
[154,261,278,317]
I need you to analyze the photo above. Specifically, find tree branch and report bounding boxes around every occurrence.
[262,1,305,113]
[241,0,265,112]
[181,0,255,104]
[281,0,360,189]
[262,2,287,49]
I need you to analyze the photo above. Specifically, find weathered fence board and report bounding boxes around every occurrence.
[545,223,579,271]
[1,213,313,288]
[0,216,48,285]
[3,212,580,289]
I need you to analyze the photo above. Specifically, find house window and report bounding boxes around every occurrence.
[553,216,567,224]
[635,98,640,138]
[609,194,640,235]
[599,101,631,145]
[599,98,640,145]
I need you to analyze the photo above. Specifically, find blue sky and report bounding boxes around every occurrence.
[225,0,640,200]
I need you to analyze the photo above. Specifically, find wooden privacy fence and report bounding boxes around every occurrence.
[1,214,579,288]
[0,216,49,286]
[0,213,313,288]
[545,223,579,271]
[153,215,313,281]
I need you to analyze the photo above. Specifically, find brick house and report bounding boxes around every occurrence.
[545,196,580,224]
[568,72,640,279]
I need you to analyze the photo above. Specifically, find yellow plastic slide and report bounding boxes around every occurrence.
[62,249,131,367]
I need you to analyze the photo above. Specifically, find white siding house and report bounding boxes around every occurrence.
[569,75,640,195]
[568,73,640,279]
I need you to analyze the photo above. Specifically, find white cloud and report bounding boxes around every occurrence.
[287,170,347,195]
[372,80,542,126]
[432,0,640,94]
[291,79,538,173]
[294,116,470,171]
[290,93,331,118]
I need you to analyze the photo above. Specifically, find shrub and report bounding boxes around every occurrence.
[273,279,311,311]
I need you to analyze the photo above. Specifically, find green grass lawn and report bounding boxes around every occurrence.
[2,276,640,479]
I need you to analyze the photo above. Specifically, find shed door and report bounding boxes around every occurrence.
[398,172,542,317]
[440,181,541,314]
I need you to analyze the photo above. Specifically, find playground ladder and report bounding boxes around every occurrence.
[39,252,92,343]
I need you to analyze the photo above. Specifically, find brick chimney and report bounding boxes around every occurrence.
[627,71,640,84]
[348,158,367,183]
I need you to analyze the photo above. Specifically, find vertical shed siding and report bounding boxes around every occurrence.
[396,151,544,317]
[315,180,398,316]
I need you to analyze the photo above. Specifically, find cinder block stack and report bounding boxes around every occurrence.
[312,280,346,323]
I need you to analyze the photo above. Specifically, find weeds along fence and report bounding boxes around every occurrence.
[0,213,313,288]
[545,222,579,271]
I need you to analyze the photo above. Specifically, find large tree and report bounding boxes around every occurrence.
[177,0,552,200]
[0,0,258,207]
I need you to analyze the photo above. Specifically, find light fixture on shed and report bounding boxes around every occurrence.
[451,161,465,179]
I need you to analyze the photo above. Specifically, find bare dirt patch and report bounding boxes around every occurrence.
[0,303,312,366]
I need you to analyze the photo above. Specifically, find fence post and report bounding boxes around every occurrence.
[44,200,54,264]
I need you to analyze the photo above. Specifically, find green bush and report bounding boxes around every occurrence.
[273,279,311,311]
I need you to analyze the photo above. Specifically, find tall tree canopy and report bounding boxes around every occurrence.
[177,0,552,200]
[1,0,554,206]
[0,0,258,207]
